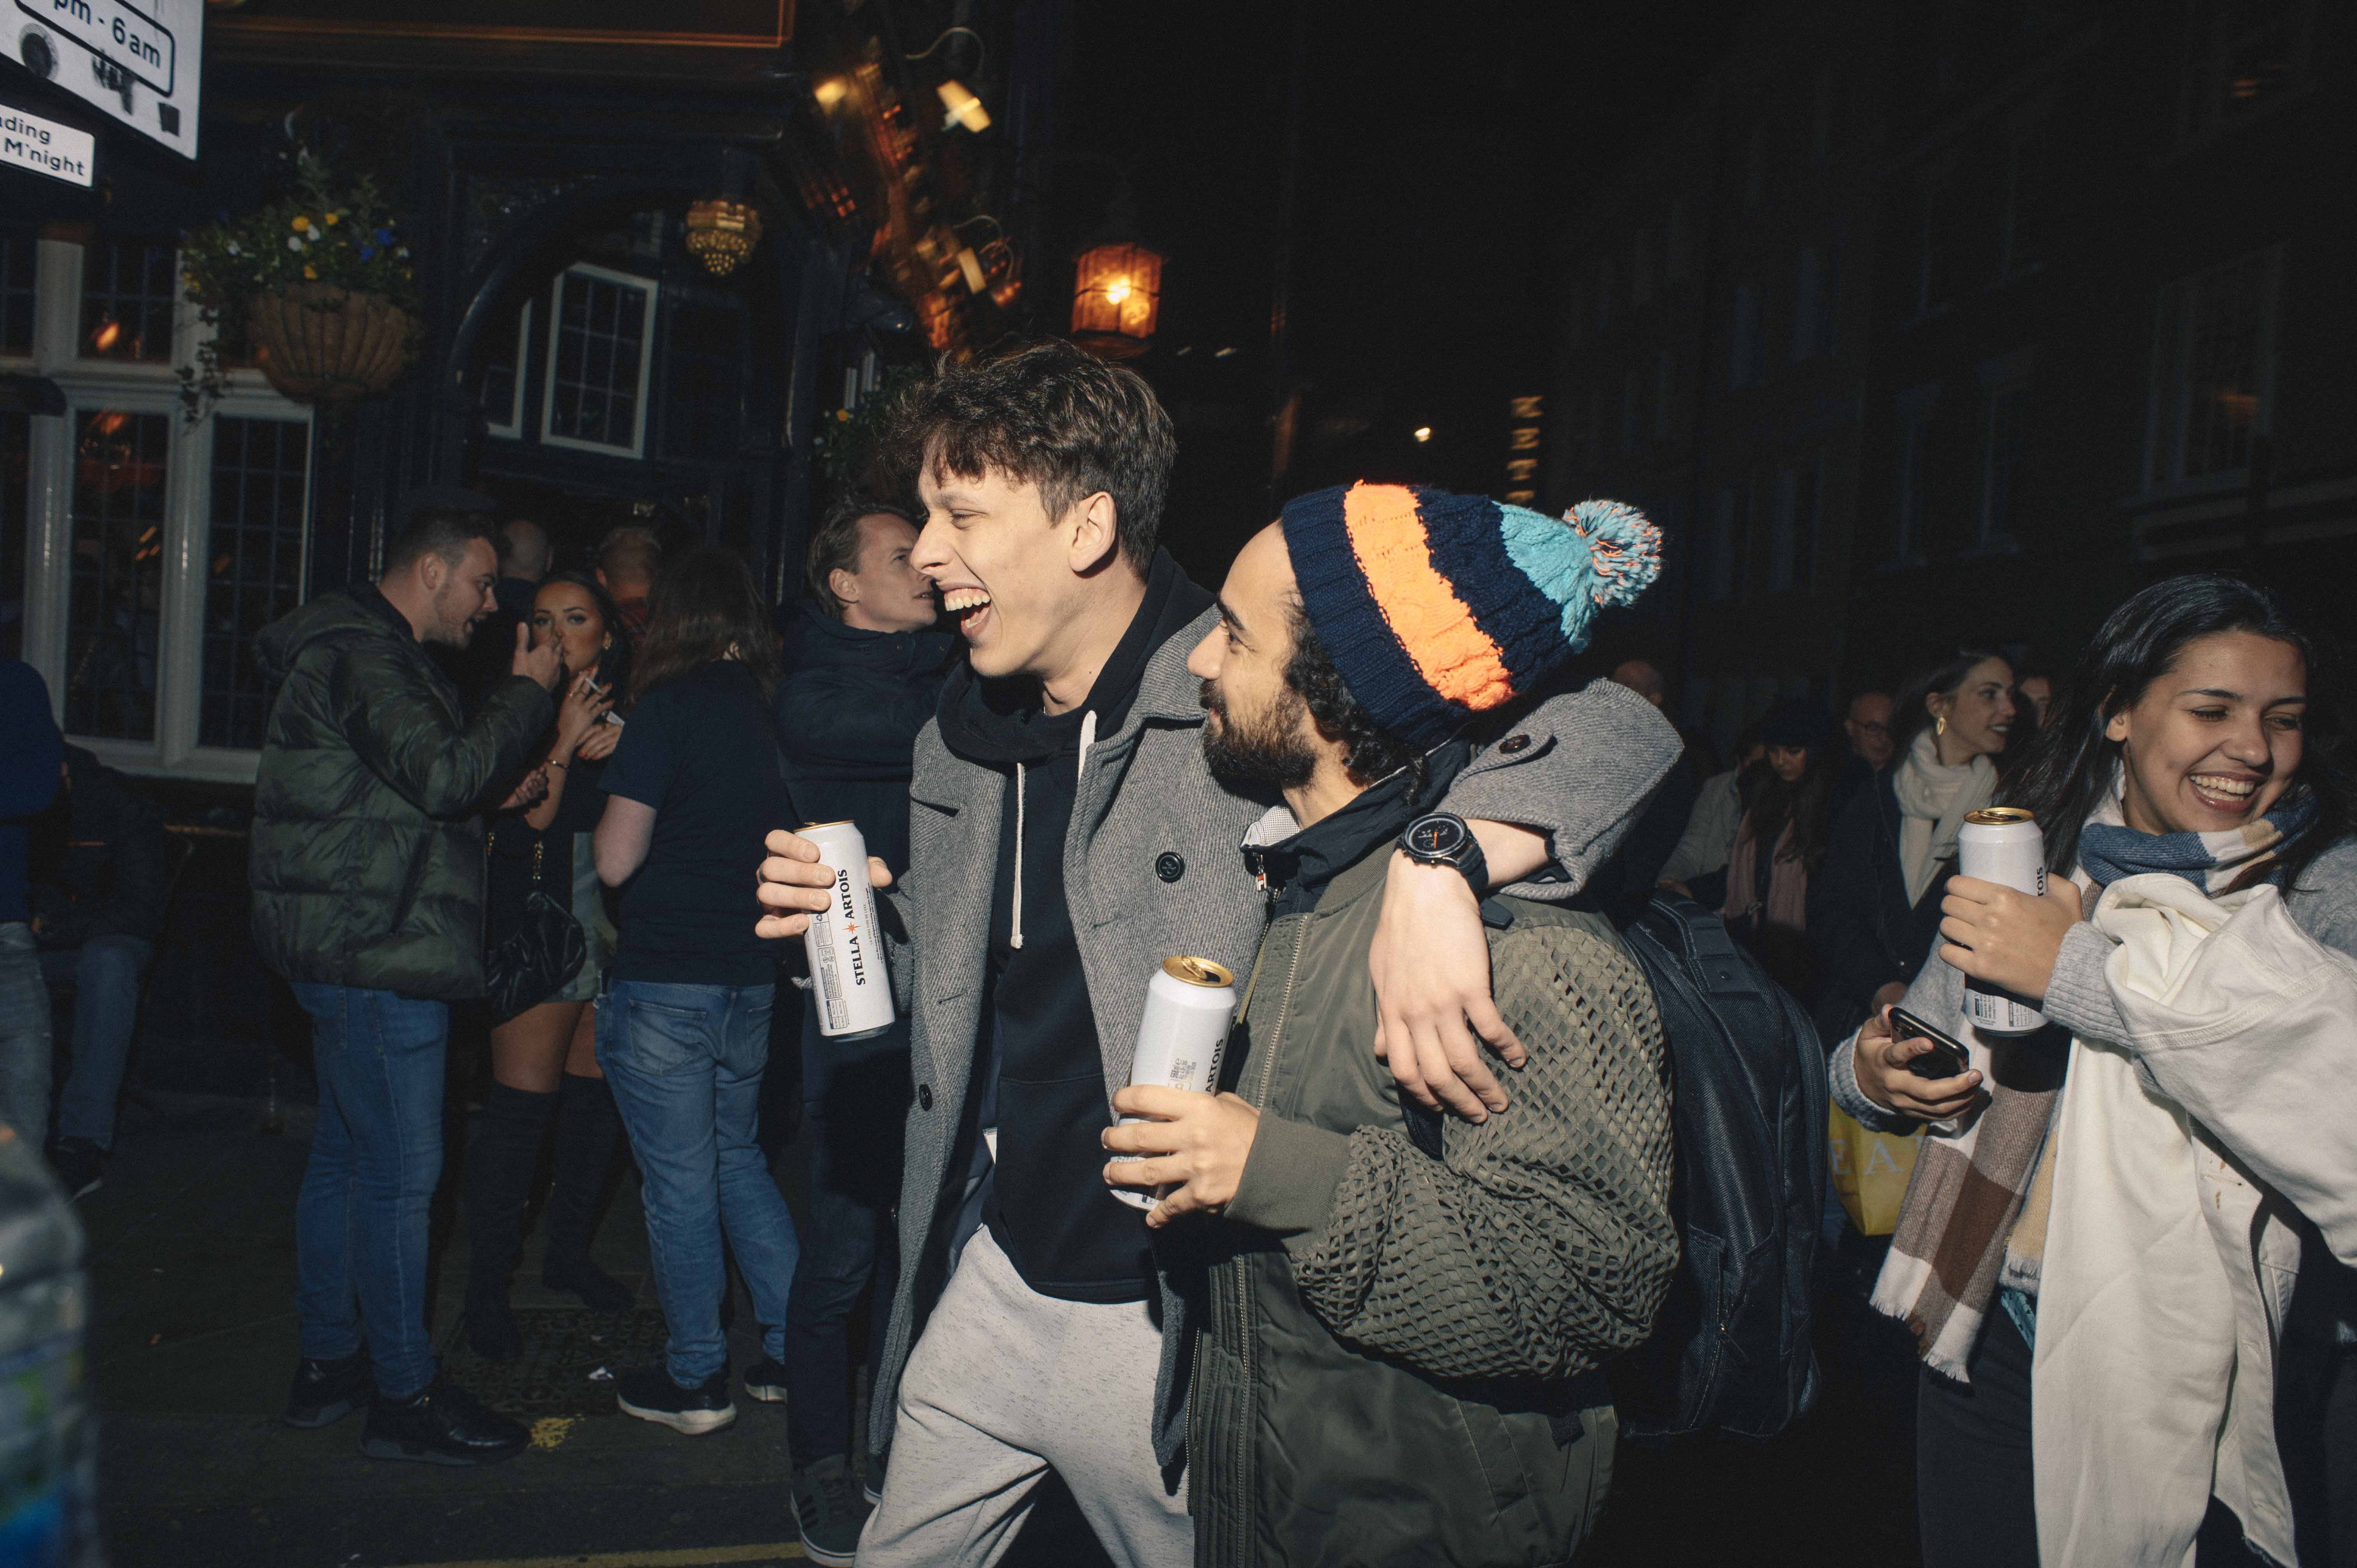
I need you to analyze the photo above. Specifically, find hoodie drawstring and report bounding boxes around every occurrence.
[1008,710,1097,954]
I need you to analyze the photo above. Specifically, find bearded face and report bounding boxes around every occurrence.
[1200,675,1317,793]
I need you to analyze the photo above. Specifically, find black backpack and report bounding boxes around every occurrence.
[1610,892,1827,1443]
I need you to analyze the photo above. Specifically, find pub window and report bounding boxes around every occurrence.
[1894,381,1940,563]
[201,417,311,750]
[1980,381,2029,546]
[2183,0,2311,138]
[1772,461,1822,592]
[2145,247,2280,488]
[5,235,313,779]
[542,263,658,457]
[480,300,532,440]
[79,238,179,363]
[2,228,35,358]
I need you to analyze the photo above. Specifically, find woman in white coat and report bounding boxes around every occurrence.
[1834,574,2357,1568]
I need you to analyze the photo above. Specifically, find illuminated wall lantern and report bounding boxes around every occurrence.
[1070,241,1163,360]
[1502,394,1543,505]
[685,197,763,278]
[938,80,991,133]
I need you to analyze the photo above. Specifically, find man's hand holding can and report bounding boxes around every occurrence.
[755,827,892,941]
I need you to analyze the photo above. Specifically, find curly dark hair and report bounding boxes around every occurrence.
[1285,602,1423,791]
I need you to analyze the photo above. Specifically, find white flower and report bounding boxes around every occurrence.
[226,241,242,256]
[286,236,303,252]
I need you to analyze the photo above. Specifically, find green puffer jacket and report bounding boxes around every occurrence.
[249,586,552,1000]
[1190,842,1678,1568]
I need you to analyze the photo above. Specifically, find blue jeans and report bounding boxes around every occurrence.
[784,1001,908,1462]
[0,923,49,1142]
[40,934,154,1150]
[597,978,799,1386]
[289,983,449,1400]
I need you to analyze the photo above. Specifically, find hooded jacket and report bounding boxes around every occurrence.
[867,583,1684,1471]
[249,585,552,999]
[774,601,961,875]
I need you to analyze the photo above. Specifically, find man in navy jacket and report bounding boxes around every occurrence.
[771,494,955,1564]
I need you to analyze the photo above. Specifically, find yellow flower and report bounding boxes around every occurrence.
[303,264,317,279]
[292,215,311,231]
[323,212,341,226]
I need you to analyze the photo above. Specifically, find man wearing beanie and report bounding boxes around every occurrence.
[1103,485,1679,1566]
[754,343,1682,1568]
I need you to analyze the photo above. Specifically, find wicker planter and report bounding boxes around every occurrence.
[244,283,419,407]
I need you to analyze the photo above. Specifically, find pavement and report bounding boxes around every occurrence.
[84,1089,1930,1568]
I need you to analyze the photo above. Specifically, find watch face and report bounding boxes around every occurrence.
[1406,815,1468,858]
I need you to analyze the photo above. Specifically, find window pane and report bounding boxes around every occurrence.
[1,411,25,659]
[1984,386,2028,541]
[1,228,35,358]
[80,238,178,362]
[1791,464,1819,589]
[548,269,651,452]
[65,409,169,740]
[202,417,310,750]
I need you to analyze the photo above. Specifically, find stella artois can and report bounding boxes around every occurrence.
[1958,807,2048,1036]
[1110,956,1239,1211]
[800,820,896,1042]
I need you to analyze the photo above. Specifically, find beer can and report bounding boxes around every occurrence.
[800,820,897,1042]
[1110,956,1239,1211]
[1958,807,2048,1035]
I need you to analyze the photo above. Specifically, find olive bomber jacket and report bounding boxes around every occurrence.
[1190,832,1678,1567]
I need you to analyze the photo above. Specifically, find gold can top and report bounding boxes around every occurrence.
[801,819,856,830]
[1964,807,2037,826]
[1161,955,1235,988]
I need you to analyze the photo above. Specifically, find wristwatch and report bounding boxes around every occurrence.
[1398,812,1488,895]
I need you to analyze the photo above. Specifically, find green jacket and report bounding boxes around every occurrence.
[1190,841,1677,1568]
[249,586,552,1000]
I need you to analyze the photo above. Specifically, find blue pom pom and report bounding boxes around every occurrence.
[1495,497,1661,651]
[1563,499,1661,608]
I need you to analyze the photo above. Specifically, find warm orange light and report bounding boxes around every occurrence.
[1071,241,1162,359]
[91,319,122,354]
[1413,426,1432,443]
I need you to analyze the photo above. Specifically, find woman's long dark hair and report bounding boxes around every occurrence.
[1740,743,1841,877]
[535,568,632,705]
[2005,574,2354,887]
[1894,647,2012,758]
[629,547,784,704]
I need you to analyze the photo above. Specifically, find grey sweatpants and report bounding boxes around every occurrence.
[857,1227,1191,1568]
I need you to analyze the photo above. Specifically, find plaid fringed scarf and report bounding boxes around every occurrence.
[1869,785,2316,1381]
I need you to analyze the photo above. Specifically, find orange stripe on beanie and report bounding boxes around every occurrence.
[1339,484,1514,712]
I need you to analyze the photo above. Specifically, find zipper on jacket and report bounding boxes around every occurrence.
[1220,916,1310,1566]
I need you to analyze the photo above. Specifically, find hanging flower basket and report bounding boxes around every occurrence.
[244,283,420,407]
[177,146,421,420]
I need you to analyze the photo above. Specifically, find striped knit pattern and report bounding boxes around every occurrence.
[1281,482,1660,749]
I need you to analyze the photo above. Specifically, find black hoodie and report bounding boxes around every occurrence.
[935,549,1214,1303]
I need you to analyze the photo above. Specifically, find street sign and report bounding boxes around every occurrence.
[1,97,92,184]
[9,0,199,158]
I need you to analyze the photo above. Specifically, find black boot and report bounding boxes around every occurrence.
[463,1082,557,1362]
[542,1072,634,1312]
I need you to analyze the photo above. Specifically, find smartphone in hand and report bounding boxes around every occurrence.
[1890,1006,1973,1080]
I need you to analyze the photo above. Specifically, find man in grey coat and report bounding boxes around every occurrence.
[756,341,1681,1568]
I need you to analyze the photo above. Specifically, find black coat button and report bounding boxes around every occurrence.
[1497,733,1532,754]
[917,1083,933,1111]
[1156,852,1185,883]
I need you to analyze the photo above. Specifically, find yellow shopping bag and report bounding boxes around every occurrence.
[1827,1104,1923,1237]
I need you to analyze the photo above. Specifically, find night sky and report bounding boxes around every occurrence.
[1049,1,1750,586]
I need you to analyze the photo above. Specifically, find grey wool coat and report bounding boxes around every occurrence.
[870,604,1684,1471]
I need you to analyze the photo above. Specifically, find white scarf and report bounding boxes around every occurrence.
[1890,728,1998,905]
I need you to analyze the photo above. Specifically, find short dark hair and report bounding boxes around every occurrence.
[383,507,499,577]
[806,494,922,619]
[630,547,784,704]
[1285,602,1423,791]
[891,340,1176,571]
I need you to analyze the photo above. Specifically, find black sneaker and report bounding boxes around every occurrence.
[616,1364,736,1435]
[792,1453,871,1567]
[50,1137,103,1201]
[742,1356,788,1404]
[282,1350,370,1429]
[359,1380,528,1466]
[864,1446,888,1506]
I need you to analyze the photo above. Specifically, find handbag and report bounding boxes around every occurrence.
[484,827,587,1021]
[1827,1103,1923,1237]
